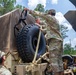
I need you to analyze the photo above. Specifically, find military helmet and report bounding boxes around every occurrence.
[48,9,56,16]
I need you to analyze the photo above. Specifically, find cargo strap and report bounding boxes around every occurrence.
[5,51,17,61]
[14,9,27,37]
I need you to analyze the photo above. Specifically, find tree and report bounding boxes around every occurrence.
[74,45,76,50]
[60,25,68,39]
[63,43,75,55]
[45,10,49,13]
[34,4,45,12]
[0,0,16,15]
[15,4,25,10]
[64,43,71,51]
[15,4,23,9]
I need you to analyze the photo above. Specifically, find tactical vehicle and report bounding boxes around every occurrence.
[0,8,73,75]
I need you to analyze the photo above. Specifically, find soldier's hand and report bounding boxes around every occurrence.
[35,23,40,28]
[35,23,43,30]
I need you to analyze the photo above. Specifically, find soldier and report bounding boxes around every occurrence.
[0,51,12,75]
[45,9,64,75]
[24,8,64,75]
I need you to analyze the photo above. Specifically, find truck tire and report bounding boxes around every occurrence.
[16,24,46,62]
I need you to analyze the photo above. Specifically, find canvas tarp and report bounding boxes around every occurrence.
[0,9,35,52]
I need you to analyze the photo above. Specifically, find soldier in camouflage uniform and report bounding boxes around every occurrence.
[0,51,12,75]
[24,8,64,75]
[44,9,64,75]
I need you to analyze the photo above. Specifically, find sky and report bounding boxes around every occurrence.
[16,0,76,47]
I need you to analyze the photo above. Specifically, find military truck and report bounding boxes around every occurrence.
[0,8,64,75]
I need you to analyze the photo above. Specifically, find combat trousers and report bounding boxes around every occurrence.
[47,38,64,74]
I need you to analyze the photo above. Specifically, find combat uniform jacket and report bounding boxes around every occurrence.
[0,65,12,75]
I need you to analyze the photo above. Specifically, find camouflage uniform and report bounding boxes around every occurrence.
[29,11,63,73]
[0,51,12,75]
[0,66,12,75]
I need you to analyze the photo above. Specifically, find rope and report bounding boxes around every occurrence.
[5,51,17,62]
[36,52,49,63]
[32,30,41,63]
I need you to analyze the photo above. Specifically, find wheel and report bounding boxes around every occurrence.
[16,24,46,62]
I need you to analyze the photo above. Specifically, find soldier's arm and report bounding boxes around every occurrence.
[29,10,45,18]
[29,10,37,18]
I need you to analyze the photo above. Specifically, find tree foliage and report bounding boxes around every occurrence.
[15,4,23,9]
[64,43,71,51]
[45,10,49,13]
[60,25,68,39]
[34,4,44,12]
[74,45,76,50]
[15,4,25,10]
[0,0,16,15]
[63,43,76,55]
